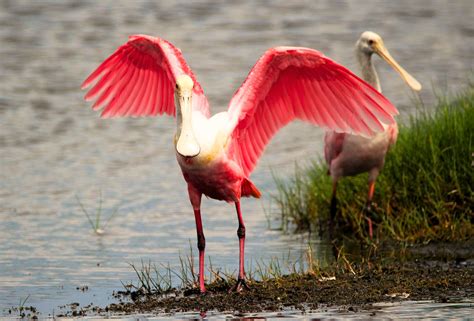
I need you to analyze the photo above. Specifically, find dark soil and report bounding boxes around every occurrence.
[106,260,473,315]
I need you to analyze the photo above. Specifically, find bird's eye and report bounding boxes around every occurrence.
[368,40,374,45]
[175,84,179,89]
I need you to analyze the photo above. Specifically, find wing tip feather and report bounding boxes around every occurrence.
[80,81,90,90]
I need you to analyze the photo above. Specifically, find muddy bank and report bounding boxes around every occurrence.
[104,261,472,315]
[47,241,474,318]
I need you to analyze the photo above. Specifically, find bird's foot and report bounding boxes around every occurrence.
[183,285,206,296]
[229,278,250,293]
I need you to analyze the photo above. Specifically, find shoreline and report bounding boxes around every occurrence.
[46,241,474,318]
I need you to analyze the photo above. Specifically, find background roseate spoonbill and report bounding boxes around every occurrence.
[81,34,399,293]
[324,31,421,238]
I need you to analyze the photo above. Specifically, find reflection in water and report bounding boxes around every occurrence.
[0,0,473,318]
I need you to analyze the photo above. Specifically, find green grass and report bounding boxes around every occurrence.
[274,86,474,243]
[18,295,30,318]
[126,243,325,295]
[76,192,119,235]
[126,244,357,295]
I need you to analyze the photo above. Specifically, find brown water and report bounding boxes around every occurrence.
[1,0,473,318]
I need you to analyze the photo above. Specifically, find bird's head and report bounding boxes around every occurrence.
[175,74,200,158]
[176,74,194,97]
[357,31,421,91]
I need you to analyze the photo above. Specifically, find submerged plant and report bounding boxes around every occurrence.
[274,86,474,242]
[75,192,119,235]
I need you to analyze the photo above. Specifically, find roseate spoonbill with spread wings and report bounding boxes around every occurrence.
[81,34,399,293]
[324,31,421,238]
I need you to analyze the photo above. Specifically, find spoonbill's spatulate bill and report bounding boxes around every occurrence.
[82,34,398,292]
[324,31,421,238]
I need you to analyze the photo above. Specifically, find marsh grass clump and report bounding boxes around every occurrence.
[126,245,317,296]
[126,245,223,296]
[76,192,119,235]
[275,87,474,242]
[7,295,37,319]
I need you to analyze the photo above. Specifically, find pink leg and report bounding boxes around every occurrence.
[366,180,376,239]
[188,185,205,293]
[231,201,249,292]
[236,201,246,279]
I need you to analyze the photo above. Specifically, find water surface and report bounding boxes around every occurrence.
[1,0,473,317]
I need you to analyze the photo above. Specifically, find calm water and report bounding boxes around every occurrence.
[1,0,473,318]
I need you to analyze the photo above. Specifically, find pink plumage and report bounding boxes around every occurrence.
[226,47,398,177]
[81,35,209,118]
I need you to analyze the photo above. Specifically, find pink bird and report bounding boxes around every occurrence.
[81,34,398,293]
[324,31,422,238]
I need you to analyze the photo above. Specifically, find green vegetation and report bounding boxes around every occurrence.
[126,245,314,295]
[275,86,474,242]
[18,295,30,318]
[76,192,119,235]
[7,295,37,319]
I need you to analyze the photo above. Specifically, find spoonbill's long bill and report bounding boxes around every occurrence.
[324,31,421,238]
[82,34,398,293]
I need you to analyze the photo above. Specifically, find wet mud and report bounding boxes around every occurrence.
[109,262,472,315]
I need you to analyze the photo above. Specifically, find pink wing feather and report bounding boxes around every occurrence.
[227,47,398,177]
[81,35,210,118]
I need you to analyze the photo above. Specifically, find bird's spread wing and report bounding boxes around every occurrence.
[81,35,210,118]
[226,47,398,177]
